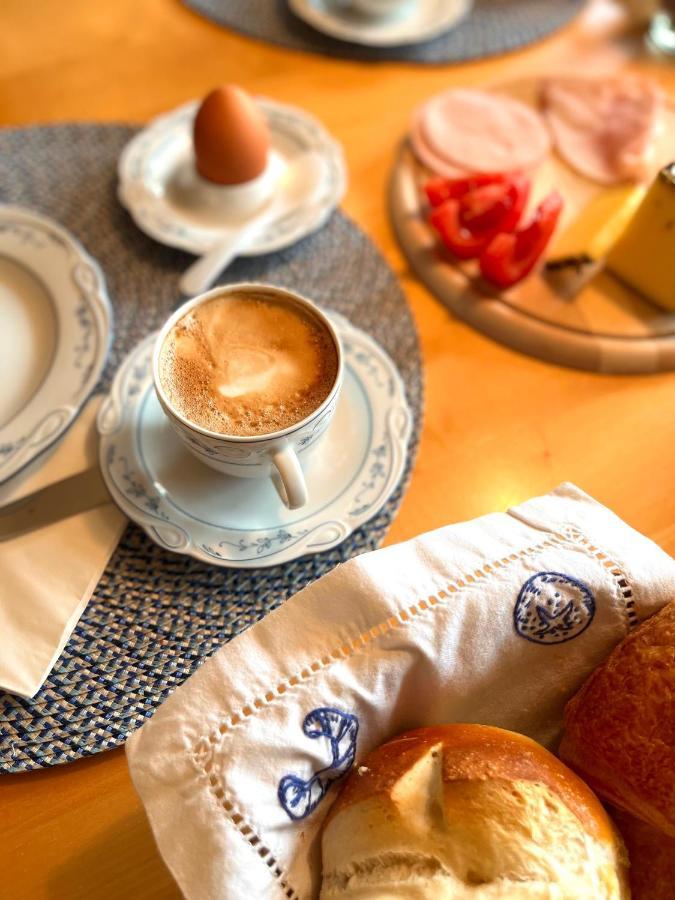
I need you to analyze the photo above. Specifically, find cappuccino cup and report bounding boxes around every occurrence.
[153,283,343,510]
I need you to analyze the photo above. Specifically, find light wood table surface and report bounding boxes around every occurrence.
[3,1,675,897]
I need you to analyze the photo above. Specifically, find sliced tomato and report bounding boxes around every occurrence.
[460,175,530,234]
[429,175,531,261]
[424,173,511,208]
[430,200,494,259]
[479,192,564,289]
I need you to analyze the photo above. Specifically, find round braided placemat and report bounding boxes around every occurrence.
[182,0,585,64]
[0,124,422,773]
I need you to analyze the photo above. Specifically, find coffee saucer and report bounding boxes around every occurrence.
[288,0,470,47]
[118,98,346,256]
[97,313,411,568]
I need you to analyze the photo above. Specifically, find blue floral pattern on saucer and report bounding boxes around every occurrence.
[97,312,411,568]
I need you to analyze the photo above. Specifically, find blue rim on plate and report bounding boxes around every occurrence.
[0,206,112,485]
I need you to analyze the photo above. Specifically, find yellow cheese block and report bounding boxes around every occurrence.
[606,165,675,311]
[548,184,645,265]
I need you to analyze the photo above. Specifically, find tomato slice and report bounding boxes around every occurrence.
[430,199,494,259]
[429,175,531,261]
[479,192,564,289]
[424,173,510,208]
[460,175,530,234]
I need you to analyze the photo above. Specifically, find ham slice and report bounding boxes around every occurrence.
[410,107,466,179]
[541,76,663,185]
[410,88,550,177]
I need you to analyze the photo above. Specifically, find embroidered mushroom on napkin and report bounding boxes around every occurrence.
[126,483,675,900]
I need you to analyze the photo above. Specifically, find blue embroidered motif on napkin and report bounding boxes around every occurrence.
[278,707,358,821]
[514,571,595,645]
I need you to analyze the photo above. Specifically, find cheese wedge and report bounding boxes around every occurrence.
[547,184,646,269]
[606,164,675,311]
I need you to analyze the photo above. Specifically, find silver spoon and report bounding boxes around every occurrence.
[179,152,327,297]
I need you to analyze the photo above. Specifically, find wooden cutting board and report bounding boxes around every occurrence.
[391,79,675,374]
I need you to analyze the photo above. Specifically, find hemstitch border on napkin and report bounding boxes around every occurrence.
[189,527,637,900]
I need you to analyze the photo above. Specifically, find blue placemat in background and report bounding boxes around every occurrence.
[182,0,585,64]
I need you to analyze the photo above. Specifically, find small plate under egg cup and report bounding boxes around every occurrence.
[117,97,347,258]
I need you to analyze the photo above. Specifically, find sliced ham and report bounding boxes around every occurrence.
[541,76,663,185]
[410,88,550,177]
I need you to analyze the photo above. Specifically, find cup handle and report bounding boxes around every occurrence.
[271,444,307,510]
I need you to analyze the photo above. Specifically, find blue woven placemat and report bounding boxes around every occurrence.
[182,0,585,63]
[0,124,422,773]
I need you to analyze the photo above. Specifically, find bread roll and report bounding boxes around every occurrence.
[560,600,675,836]
[610,806,675,900]
[320,724,627,898]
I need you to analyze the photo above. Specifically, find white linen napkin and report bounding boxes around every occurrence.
[126,484,675,900]
[0,398,126,698]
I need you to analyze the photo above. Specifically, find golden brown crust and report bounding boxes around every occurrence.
[328,723,615,845]
[560,602,675,836]
[610,806,675,900]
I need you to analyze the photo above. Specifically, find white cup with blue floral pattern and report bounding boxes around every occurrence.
[153,283,343,510]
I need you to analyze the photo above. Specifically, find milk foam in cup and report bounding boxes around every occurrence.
[153,283,343,510]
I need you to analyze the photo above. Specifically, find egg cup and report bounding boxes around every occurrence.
[168,152,283,224]
[194,165,277,218]
[118,98,346,256]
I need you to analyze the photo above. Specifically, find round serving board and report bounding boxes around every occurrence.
[391,80,675,374]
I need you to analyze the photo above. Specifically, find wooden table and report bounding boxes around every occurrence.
[3,1,675,896]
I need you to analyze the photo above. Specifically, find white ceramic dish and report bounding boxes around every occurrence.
[97,313,411,568]
[189,162,277,220]
[118,98,346,256]
[288,0,470,47]
[0,205,112,484]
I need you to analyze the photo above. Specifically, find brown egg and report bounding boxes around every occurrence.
[193,84,270,186]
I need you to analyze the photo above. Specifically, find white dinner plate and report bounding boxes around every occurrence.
[0,206,112,484]
[97,313,411,568]
[288,0,470,47]
[118,98,346,256]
